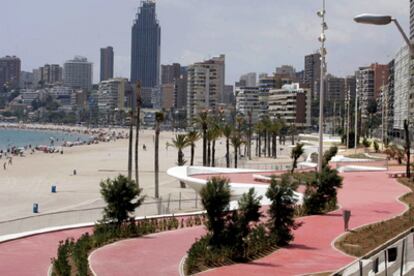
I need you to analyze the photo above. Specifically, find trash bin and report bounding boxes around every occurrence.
[33,203,39,213]
[51,185,57,193]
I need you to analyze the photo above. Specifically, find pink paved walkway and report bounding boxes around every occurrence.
[0,227,92,276]
[90,227,205,276]
[0,171,409,276]
[89,172,409,276]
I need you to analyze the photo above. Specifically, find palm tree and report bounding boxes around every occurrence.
[208,121,221,167]
[134,81,142,188]
[222,124,232,168]
[186,130,199,166]
[247,110,253,160]
[289,123,297,145]
[291,143,304,174]
[270,119,281,159]
[194,111,209,166]
[170,134,190,188]
[255,122,264,157]
[127,110,134,181]
[154,112,164,198]
[231,132,243,168]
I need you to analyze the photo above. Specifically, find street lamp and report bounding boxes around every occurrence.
[354,14,414,55]
[317,0,327,173]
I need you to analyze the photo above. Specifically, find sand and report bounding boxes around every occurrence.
[0,128,293,225]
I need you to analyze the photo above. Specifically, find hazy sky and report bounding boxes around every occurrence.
[0,0,409,84]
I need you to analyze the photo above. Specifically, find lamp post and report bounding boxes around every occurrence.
[354,13,414,144]
[317,0,327,173]
[354,14,414,56]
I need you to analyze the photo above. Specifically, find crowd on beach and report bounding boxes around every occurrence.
[0,123,130,170]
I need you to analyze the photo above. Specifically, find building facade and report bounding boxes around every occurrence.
[186,55,225,122]
[34,64,63,86]
[100,47,114,82]
[161,63,181,85]
[0,56,21,91]
[393,45,410,131]
[97,78,129,114]
[304,52,321,99]
[130,0,161,89]
[235,87,260,124]
[268,83,311,127]
[63,57,93,91]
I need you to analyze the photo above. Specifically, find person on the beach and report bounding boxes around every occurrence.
[8,157,12,165]
[3,162,6,170]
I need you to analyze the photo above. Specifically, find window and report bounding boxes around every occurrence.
[387,247,397,262]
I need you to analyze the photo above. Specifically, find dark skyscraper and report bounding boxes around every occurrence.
[100,47,114,82]
[131,1,161,88]
[0,56,21,91]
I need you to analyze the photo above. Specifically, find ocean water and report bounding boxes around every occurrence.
[0,129,92,150]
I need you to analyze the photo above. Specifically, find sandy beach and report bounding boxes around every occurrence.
[0,126,294,223]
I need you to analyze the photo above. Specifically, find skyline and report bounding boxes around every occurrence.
[0,0,409,84]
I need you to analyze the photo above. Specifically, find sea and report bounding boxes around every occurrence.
[0,128,92,150]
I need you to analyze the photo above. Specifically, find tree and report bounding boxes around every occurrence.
[186,130,199,166]
[323,146,338,168]
[208,121,222,167]
[194,111,209,166]
[222,124,233,168]
[170,134,189,166]
[127,110,134,181]
[154,112,164,198]
[266,175,299,246]
[270,119,282,159]
[231,132,243,168]
[304,166,343,214]
[200,177,231,245]
[100,175,145,226]
[291,143,304,173]
[227,188,262,260]
[135,81,142,187]
[404,120,411,178]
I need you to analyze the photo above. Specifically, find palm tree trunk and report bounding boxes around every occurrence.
[155,124,160,198]
[234,145,238,168]
[258,134,262,157]
[207,139,211,167]
[203,127,207,166]
[212,140,216,167]
[226,138,230,168]
[267,132,271,156]
[272,134,277,159]
[178,149,186,188]
[135,102,141,188]
[190,143,195,166]
[127,112,133,181]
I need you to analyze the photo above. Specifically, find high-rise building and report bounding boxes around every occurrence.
[186,55,225,122]
[371,63,389,99]
[304,52,321,99]
[161,83,175,110]
[20,71,34,89]
[131,0,161,89]
[393,45,410,132]
[237,72,256,87]
[161,63,181,85]
[174,73,188,110]
[34,64,63,86]
[268,83,311,127]
[64,56,93,91]
[325,75,345,109]
[411,0,414,40]
[0,56,21,91]
[223,85,235,106]
[97,78,129,114]
[100,47,114,82]
[235,87,260,123]
[275,65,296,79]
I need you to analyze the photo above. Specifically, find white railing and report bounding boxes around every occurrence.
[334,228,414,276]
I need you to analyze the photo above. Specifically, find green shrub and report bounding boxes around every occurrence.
[362,137,371,148]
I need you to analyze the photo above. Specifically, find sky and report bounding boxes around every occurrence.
[0,0,409,84]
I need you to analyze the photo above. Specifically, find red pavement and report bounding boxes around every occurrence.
[89,172,409,276]
[0,227,92,276]
[0,171,409,276]
[89,227,205,276]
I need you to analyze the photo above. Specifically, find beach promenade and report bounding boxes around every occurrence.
[0,171,408,276]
